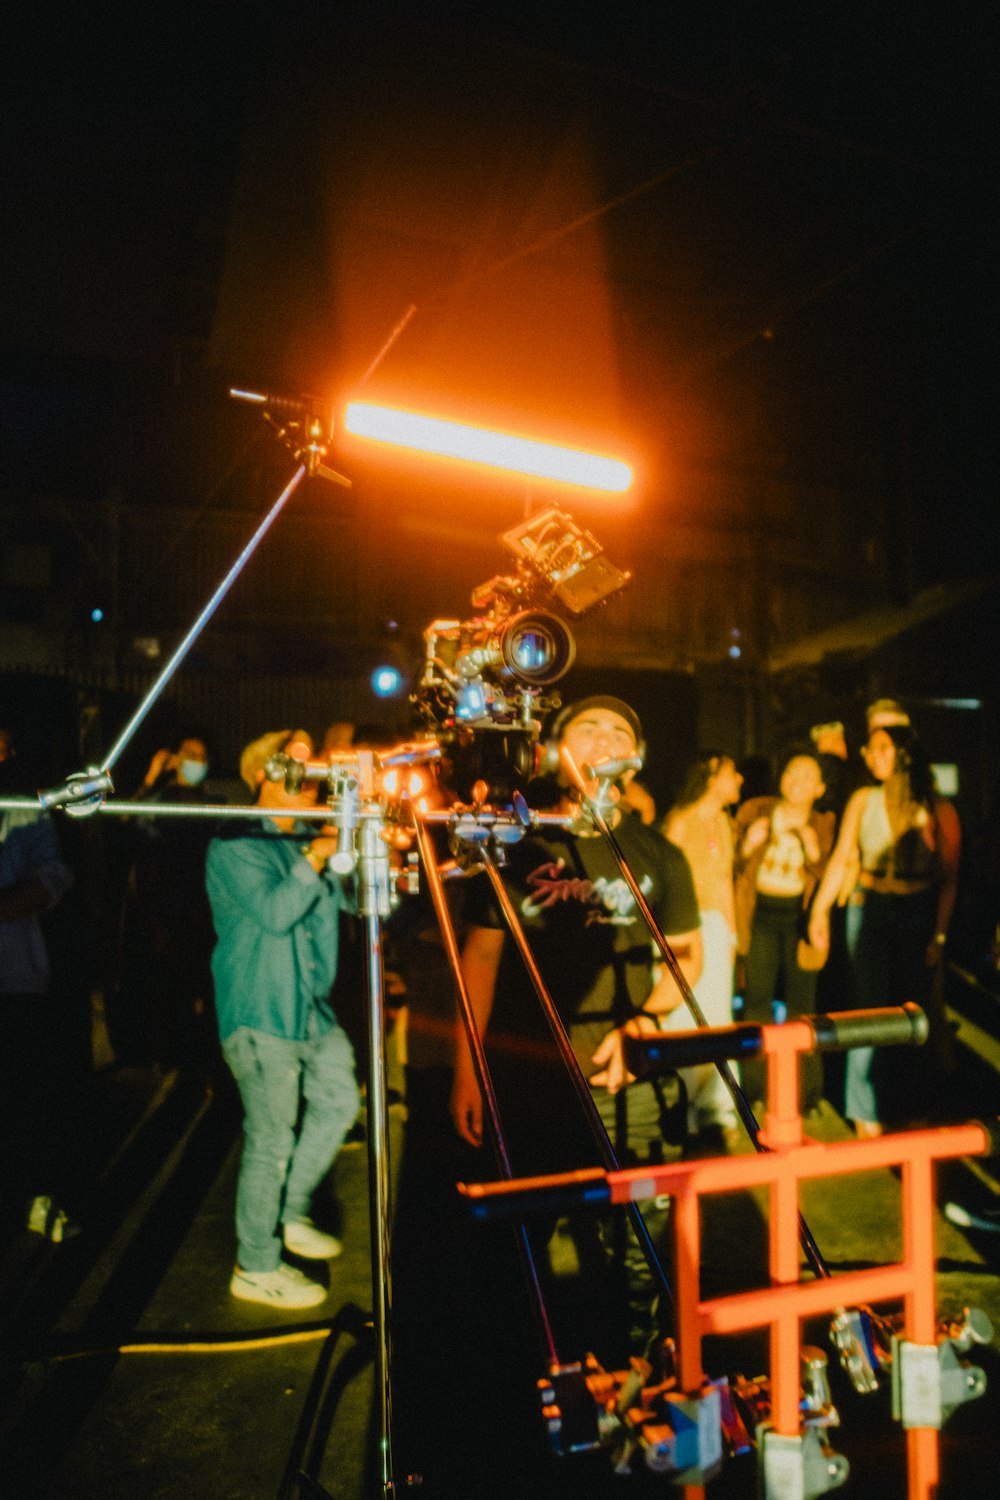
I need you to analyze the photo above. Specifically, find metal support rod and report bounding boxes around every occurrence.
[562,750,831,1281]
[477,848,675,1314]
[360,899,394,1496]
[99,464,308,775]
[411,813,559,1367]
[0,799,368,820]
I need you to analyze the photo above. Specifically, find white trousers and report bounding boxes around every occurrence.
[661,908,738,1131]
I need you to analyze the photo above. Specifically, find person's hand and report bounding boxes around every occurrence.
[622,778,656,825]
[304,828,340,870]
[451,1070,483,1147]
[743,816,770,855]
[589,1013,661,1095]
[808,908,830,953]
[800,824,821,864]
[143,748,174,787]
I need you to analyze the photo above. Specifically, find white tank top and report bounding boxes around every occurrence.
[756,824,807,896]
[858,786,893,871]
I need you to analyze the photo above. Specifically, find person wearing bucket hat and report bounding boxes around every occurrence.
[206,729,360,1309]
[450,696,702,1359]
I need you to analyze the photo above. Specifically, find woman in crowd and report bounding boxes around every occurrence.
[734,748,836,1114]
[809,723,960,1135]
[662,752,743,1136]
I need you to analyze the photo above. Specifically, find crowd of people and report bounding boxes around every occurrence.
[0,690,979,1339]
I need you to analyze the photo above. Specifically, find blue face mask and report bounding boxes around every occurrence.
[180,759,208,786]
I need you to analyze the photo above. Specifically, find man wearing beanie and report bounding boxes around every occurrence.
[450,696,702,1360]
[206,730,360,1309]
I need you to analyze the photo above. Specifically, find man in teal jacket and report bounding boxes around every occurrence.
[207,731,360,1309]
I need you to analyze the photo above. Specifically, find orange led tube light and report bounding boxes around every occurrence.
[344,401,632,492]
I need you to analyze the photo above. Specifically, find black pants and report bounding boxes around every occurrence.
[741,894,822,1113]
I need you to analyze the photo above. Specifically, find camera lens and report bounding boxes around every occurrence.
[499,610,575,684]
[511,630,549,672]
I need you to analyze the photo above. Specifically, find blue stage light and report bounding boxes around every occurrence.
[371,665,403,698]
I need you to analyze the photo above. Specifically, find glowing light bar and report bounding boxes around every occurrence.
[344,402,632,492]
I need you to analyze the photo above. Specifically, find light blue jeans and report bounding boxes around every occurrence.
[222,1021,360,1271]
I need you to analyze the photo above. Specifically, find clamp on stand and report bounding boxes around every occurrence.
[891,1307,992,1430]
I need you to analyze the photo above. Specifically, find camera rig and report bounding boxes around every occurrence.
[415,508,630,800]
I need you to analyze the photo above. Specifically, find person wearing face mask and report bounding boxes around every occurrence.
[110,734,220,1069]
[136,737,212,795]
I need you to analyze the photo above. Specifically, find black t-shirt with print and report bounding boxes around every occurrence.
[464,811,699,1075]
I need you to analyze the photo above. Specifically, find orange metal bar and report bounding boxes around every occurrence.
[762,1020,808,1151]
[698,1263,919,1335]
[762,1022,806,1435]
[467,1021,990,1497]
[675,1188,704,1393]
[902,1154,941,1497]
[605,1021,985,1496]
[908,1427,939,1499]
[602,1124,990,1203]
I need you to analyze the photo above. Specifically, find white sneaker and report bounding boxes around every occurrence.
[283,1217,343,1259]
[944,1202,1000,1234]
[230,1264,327,1308]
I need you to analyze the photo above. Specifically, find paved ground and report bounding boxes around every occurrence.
[2,970,999,1499]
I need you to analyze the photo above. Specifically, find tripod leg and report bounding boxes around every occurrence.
[412,813,560,1367]
[477,850,676,1320]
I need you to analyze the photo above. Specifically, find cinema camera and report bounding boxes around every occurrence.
[415,508,630,800]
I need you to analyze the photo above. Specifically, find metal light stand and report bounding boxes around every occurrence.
[277,742,444,1499]
[333,752,399,1497]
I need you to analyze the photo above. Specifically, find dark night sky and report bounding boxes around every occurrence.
[2,2,996,582]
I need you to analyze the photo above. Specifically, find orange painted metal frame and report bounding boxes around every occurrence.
[577,1021,986,1497]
